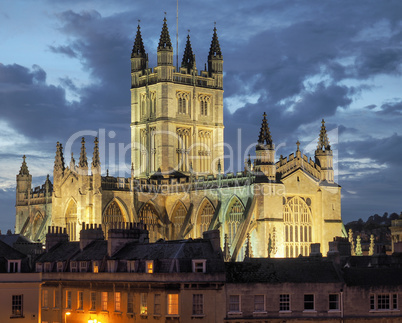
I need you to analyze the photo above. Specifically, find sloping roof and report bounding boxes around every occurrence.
[226,258,342,284]
[0,239,27,260]
[36,241,79,262]
[344,267,402,286]
[0,234,34,247]
[71,240,107,261]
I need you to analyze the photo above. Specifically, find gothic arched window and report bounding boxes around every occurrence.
[65,200,78,241]
[196,199,215,237]
[139,203,161,242]
[225,198,245,261]
[283,197,312,257]
[171,202,187,239]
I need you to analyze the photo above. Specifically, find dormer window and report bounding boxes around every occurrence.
[70,261,77,272]
[36,263,43,273]
[8,260,21,273]
[127,260,136,273]
[44,262,52,272]
[107,260,117,273]
[146,260,153,273]
[57,262,63,272]
[79,261,88,272]
[192,259,206,273]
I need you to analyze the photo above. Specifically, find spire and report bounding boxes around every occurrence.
[208,26,222,59]
[317,119,331,151]
[19,155,29,176]
[54,142,65,172]
[92,137,100,168]
[131,24,146,59]
[181,33,195,73]
[79,137,88,168]
[158,17,172,50]
[257,112,273,148]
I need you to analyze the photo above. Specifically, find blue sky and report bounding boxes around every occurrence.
[1,0,402,232]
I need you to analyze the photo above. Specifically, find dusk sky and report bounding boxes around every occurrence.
[1,0,402,232]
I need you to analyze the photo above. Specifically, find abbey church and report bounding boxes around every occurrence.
[15,18,344,260]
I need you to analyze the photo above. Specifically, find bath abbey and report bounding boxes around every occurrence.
[15,18,344,260]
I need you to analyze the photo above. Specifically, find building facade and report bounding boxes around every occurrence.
[15,18,343,260]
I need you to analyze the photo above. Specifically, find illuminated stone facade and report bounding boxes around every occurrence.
[15,18,343,259]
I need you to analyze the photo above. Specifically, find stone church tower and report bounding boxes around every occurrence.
[130,18,224,176]
[14,18,344,260]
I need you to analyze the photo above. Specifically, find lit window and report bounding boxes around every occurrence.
[146,260,153,273]
[42,290,48,308]
[254,295,265,312]
[304,294,314,311]
[192,294,204,315]
[229,295,240,312]
[140,293,147,315]
[93,261,99,273]
[114,292,121,312]
[101,292,108,311]
[127,293,134,313]
[192,260,206,273]
[90,292,96,311]
[168,294,179,315]
[329,294,339,310]
[77,291,83,310]
[66,291,72,309]
[279,294,290,311]
[154,294,161,315]
[12,295,23,317]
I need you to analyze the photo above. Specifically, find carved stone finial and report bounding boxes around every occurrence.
[19,155,29,176]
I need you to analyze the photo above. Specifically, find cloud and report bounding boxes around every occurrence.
[49,45,78,58]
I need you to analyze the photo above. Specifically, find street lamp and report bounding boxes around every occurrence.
[64,311,71,323]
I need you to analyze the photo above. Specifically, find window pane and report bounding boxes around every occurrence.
[127,293,134,313]
[140,293,148,315]
[304,294,314,310]
[168,294,179,315]
[329,294,339,310]
[279,294,290,311]
[229,295,240,312]
[377,294,390,310]
[101,292,108,311]
[154,294,161,315]
[192,294,203,315]
[254,295,264,312]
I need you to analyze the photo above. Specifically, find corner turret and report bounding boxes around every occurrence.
[208,25,223,89]
[315,119,334,183]
[155,17,174,81]
[16,155,32,204]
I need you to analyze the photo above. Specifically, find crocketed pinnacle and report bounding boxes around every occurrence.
[317,119,331,151]
[79,137,88,168]
[158,17,172,50]
[19,155,29,176]
[181,34,195,72]
[208,26,222,59]
[131,24,146,58]
[257,112,273,146]
[54,142,65,172]
[244,233,253,260]
[92,137,100,168]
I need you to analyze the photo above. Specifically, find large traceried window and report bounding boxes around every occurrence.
[103,200,124,225]
[171,202,187,239]
[176,128,191,172]
[196,199,215,238]
[65,200,78,241]
[139,203,161,242]
[284,197,312,258]
[226,198,245,261]
[198,130,212,173]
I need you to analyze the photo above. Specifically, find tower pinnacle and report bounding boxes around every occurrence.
[257,112,273,148]
[79,137,88,168]
[317,119,331,151]
[158,17,172,50]
[131,24,147,59]
[181,33,195,73]
[19,155,29,176]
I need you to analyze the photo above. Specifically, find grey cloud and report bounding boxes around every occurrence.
[49,45,78,58]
